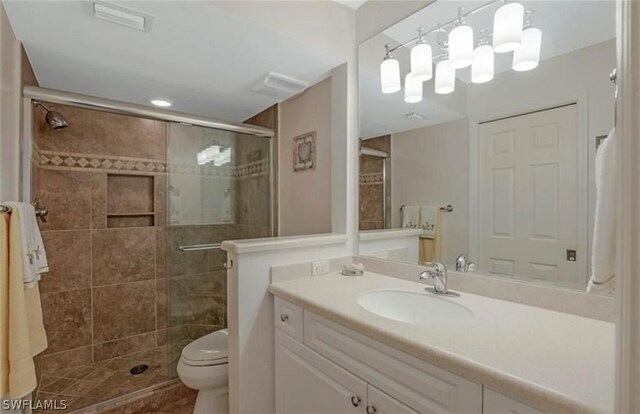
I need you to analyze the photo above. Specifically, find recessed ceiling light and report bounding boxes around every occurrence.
[150,98,172,108]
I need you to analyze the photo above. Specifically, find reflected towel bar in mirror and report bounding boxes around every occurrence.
[400,204,453,213]
[177,243,222,252]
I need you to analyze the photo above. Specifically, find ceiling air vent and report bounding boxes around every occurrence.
[253,72,309,100]
[404,112,426,121]
[93,1,154,32]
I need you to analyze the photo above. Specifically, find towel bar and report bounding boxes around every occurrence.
[0,199,48,223]
[177,243,222,252]
[400,204,453,212]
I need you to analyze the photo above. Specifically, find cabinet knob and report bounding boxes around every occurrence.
[366,406,377,414]
[280,314,289,322]
[350,396,361,407]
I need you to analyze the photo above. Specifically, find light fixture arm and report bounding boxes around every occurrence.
[386,0,498,54]
[524,9,536,28]
[383,43,393,60]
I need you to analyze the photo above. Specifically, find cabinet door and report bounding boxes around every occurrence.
[483,389,546,414]
[276,329,367,414]
[367,385,419,414]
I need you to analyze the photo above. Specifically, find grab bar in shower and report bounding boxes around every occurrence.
[177,243,222,252]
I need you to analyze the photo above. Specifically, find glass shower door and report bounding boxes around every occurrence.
[165,123,271,375]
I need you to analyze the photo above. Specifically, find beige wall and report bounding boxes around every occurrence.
[278,77,333,236]
[391,118,469,266]
[0,1,21,201]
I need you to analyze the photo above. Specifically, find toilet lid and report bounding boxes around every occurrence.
[181,329,228,363]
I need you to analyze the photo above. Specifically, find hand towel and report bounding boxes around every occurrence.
[588,128,617,293]
[419,206,438,238]
[1,202,48,287]
[419,208,442,263]
[401,205,419,228]
[0,212,47,399]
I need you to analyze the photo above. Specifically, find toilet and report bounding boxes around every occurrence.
[177,329,229,414]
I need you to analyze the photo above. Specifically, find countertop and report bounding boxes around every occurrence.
[268,272,615,413]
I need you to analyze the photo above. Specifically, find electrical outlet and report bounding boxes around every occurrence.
[312,260,330,276]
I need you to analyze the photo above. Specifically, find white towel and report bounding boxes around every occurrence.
[1,202,48,287]
[401,205,419,228]
[419,206,438,238]
[588,129,617,293]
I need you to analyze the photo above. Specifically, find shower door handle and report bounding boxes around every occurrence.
[177,243,222,252]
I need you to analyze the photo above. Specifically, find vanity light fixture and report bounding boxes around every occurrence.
[448,9,474,69]
[404,73,423,103]
[513,11,541,71]
[378,1,539,100]
[492,1,524,53]
[150,98,172,107]
[411,28,433,82]
[472,32,494,84]
[434,60,455,94]
[380,44,401,94]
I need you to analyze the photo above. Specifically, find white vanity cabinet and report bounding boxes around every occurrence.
[274,296,550,414]
[275,330,419,414]
[275,330,367,413]
[274,297,483,414]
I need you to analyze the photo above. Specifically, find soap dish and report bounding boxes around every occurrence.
[341,265,364,276]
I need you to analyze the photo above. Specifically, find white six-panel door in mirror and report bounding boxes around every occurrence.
[479,105,582,287]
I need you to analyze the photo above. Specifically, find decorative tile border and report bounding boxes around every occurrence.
[360,173,383,185]
[37,149,269,179]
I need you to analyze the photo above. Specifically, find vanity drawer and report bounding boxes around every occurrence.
[304,311,482,413]
[274,297,304,342]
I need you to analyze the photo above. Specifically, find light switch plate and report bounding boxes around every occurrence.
[312,260,330,276]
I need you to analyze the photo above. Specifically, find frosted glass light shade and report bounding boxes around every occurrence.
[472,45,494,84]
[435,60,455,95]
[513,27,542,71]
[449,25,474,69]
[380,57,401,93]
[404,73,422,103]
[411,43,433,82]
[493,2,524,53]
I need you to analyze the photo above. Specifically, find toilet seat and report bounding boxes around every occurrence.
[180,329,229,367]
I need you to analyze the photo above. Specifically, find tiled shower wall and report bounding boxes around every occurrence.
[33,103,170,375]
[359,135,391,230]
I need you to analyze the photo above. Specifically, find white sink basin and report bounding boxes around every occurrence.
[357,290,474,326]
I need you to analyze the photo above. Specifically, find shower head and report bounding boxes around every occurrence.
[35,102,68,130]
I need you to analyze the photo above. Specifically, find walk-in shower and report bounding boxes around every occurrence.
[26,87,272,412]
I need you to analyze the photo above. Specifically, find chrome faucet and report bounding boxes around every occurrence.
[418,261,459,297]
[455,253,476,273]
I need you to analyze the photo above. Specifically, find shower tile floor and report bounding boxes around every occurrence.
[34,346,175,413]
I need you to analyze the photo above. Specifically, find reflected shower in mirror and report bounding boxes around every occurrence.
[358,0,616,291]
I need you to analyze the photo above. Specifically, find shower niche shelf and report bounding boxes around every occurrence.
[106,174,156,228]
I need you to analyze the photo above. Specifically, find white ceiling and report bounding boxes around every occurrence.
[5,1,344,122]
[360,0,616,138]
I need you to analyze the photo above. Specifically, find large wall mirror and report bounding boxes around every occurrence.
[357,0,615,291]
